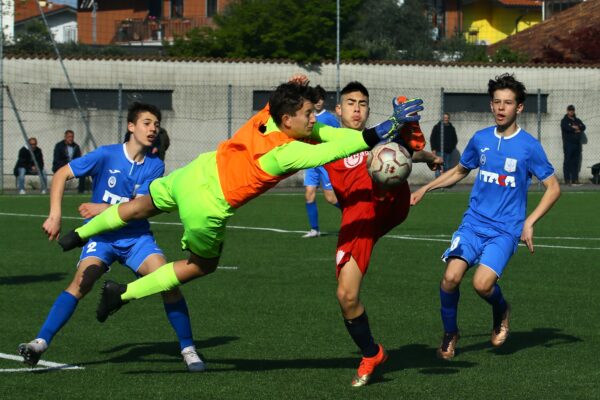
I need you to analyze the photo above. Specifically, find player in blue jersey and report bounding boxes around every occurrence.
[302,85,340,238]
[18,103,205,372]
[411,73,561,360]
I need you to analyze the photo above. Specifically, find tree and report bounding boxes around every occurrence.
[8,20,53,55]
[166,0,363,63]
[342,0,435,61]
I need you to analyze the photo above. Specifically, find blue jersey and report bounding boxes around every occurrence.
[460,126,554,239]
[69,143,164,240]
[316,109,340,127]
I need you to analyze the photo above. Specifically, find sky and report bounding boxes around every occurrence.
[50,0,77,7]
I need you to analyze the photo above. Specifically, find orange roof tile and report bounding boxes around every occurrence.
[15,1,71,23]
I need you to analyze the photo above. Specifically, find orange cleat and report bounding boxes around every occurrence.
[351,344,388,387]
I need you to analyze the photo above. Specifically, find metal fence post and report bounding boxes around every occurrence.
[117,83,123,142]
[227,84,233,139]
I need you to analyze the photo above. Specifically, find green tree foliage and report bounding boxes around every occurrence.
[342,0,435,61]
[166,0,363,62]
[491,45,529,64]
[9,20,53,55]
[434,35,489,62]
[6,20,126,57]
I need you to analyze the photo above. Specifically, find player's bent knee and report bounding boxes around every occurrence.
[472,279,494,296]
[442,273,462,290]
[336,287,359,308]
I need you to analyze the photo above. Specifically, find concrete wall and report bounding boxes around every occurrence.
[2,58,599,190]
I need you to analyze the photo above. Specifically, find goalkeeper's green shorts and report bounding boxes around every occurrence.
[149,151,234,259]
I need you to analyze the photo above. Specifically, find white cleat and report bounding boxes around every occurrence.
[18,338,48,367]
[302,229,320,238]
[19,189,26,195]
[181,346,206,372]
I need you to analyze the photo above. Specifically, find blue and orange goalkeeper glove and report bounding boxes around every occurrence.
[393,96,426,151]
[362,97,424,148]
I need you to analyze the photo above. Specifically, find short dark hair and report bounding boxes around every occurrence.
[314,85,327,102]
[269,82,318,126]
[567,104,575,111]
[340,81,369,99]
[488,73,526,104]
[127,102,161,125]
[64,129,74,136]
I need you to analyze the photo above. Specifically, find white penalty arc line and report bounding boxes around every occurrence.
[0,352,84,372]
[0,212,599,251]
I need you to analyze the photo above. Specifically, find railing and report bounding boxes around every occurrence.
[114,17,216,43]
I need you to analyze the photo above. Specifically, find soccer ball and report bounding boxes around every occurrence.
[367,142,412,187]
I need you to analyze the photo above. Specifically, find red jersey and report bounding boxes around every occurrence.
[324,152,410,276]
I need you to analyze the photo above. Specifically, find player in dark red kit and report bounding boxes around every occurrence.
[325,82,442,386]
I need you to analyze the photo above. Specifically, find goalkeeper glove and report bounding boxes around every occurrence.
[362,97,424,147]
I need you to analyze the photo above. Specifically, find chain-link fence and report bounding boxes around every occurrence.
[3,61,599,191]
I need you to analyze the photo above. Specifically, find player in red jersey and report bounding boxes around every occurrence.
[325,82,442,387]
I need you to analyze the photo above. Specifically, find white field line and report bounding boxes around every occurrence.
[0,212,598,251]
[0,352,84,372]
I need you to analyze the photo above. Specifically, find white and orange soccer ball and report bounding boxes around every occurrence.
[367,142,412,187]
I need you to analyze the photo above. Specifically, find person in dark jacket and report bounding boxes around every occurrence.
[53,130,85,193]
[430,113,458,177]
[561,105,586,186]
[14,137,48,194]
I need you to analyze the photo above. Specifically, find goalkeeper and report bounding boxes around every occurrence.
[58,78,423,335]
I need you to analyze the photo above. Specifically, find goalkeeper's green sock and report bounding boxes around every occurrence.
[75,204,127,239]
[121,262,181,301]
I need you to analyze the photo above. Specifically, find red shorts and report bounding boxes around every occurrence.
[335,182,410,277]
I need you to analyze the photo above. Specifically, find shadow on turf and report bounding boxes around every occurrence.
[458,327,582,357]
[0,272,67,285]
[78,336,239,371]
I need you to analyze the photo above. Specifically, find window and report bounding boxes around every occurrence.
[50,89,173,111]
[207,0,217,17]
[443,93,547,114]
[171,0,184,18]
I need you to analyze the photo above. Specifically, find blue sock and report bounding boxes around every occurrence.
[164,298,194,350]
[344,311,379,357]
[480,284,508,326]
[37,291,78,345]
[440,286,460,333]
[305,202,319,230]
[333,202,341,209]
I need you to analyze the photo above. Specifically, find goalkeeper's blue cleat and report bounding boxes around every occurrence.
[58,230,87,252]
[96,280,127,322]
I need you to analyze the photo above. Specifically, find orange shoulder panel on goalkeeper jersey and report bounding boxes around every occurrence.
[216,105,295,208]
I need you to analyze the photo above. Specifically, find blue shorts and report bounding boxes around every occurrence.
[442,222,518,277]
[79,233,164,275]
[303,166,333,190]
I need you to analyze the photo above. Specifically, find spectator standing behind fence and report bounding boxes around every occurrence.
[561,104,586,186]
[14,137,48,195]
[53,130,84,193]
[430,113,458,177]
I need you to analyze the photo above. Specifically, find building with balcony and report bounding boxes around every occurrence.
[77,0,231,45]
